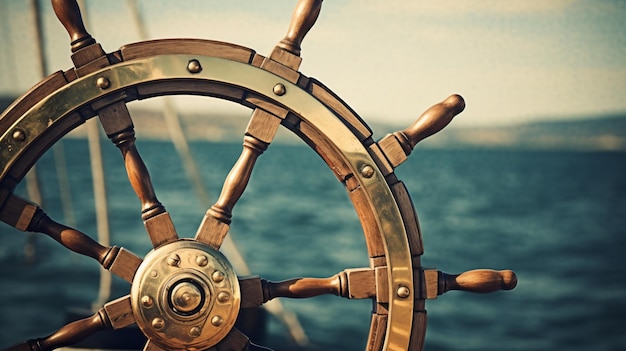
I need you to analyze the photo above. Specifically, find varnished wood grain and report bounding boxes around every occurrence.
[296,120,353,182]
[6,309,109,351]
[375,266,389,304]
[136,80,245,103]
[378,94,465,169]
[103,295,135,329]
[275,0,323,57]
[143,212,178,249]
[205,133,267,226]
[114,137,162,219]
[367,142,394,177]
[194,212,230,248]
[245,108,282,144]
[309,79,372,141]
[245,94,289,119]
[366,313,388,351]
[239,268,378,305]
[440,269,518,294]
[408,302,427,351]
[121,39,255,64]
[0,72,68,130]
[349,186,386,258]
[51,0,95,52]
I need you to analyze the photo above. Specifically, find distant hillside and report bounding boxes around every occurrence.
[420,114,626,151]
[2,95,625,151]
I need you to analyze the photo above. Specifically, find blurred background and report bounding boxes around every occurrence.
[1,1,625,350]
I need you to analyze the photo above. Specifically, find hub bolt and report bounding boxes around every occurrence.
[167,253,181,267]
[141,295,153,308]
[217,291,230,303]
[189,326,201,337]
[211,315,224,327]
[152,318,165,330]
[196,255,208,267]
[212,270,225,283]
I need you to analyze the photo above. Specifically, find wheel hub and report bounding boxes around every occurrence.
[130,240,240,350]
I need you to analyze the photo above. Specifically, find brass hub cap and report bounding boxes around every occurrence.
[170,281,203,314]
[130,240,240,350]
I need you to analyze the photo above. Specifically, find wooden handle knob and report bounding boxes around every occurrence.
[278,0,323,56]
[395,94,465,153]
[441,269,517,294]
[263,274,344,301]
[51,0,95,52]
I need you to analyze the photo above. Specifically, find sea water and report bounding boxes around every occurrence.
[0,139,624,350]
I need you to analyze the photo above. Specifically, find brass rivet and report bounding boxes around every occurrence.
[12,129,26,142]
[196,255,208,267]
[212,270,225,283]
[141,295,153,308]
[273,83,286,96]
[150,270,158,278]
[96,77,110,89]
[361,165,375,178]
[167,254,181,267]
[211,315,224,327]
[152,317,165,330]
[187,59,202,74]
[217,291,230,303]
[189,326,201,337]
[397,285,410,298]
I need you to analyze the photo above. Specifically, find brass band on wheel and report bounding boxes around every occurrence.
[0,52,415,349]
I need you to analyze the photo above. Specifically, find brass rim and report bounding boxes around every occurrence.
[0,47,416,350]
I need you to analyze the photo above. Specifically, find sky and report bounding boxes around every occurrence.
[1,0,625,128]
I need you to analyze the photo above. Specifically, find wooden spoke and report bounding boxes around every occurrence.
[109,128,178,248]
[0,195,142,283]
[208,135,267,222]
[239,268,376,308]
[3,296,134,351]
[51,0,96,52]
[195,134,267,248]
[4,297,134,351]
[365,313,388,351]
[102,295,135,329]
[110,129,163,218]
[3,312,108,351]
[423,269,518,298]
[194,211,230,249]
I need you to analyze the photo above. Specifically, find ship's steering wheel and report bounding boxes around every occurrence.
[1,1,516,350]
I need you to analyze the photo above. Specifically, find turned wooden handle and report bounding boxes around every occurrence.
[5,310,109,351]
[278,0,323,56]
[51,0,95,51]
[263,274,345,301]
[395,94,465,153]
[441,269,517,294]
